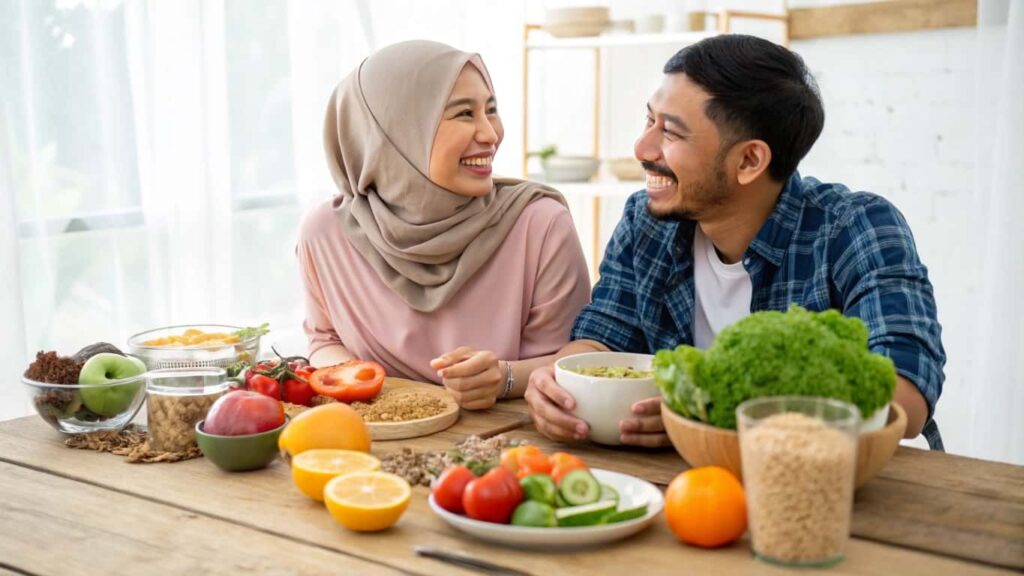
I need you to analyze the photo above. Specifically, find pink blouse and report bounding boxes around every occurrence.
[297,197,591,383]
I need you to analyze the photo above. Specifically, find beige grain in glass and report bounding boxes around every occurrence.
[742,412,856,564]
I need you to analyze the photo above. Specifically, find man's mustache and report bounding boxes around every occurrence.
[641,161,675,179]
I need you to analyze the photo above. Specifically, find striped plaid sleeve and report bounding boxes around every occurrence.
[830,196,946,419]
[571,194,648,352]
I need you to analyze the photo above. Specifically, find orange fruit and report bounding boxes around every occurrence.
[665,466,747,548]
[324,471,411,532]
[291,449,381,501]
[278,403,371,463]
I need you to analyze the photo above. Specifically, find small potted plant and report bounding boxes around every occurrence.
[529,145,600,183]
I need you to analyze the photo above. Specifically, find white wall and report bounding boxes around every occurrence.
[796,28,981,454]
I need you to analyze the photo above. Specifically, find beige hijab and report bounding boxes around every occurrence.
[324,40,566,312]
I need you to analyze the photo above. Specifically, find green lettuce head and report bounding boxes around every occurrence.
[655,305,896,429]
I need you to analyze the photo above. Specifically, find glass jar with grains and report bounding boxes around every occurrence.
[737,396,860,568]
[146,368,229,452]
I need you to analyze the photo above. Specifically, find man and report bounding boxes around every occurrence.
[526,35,945,449]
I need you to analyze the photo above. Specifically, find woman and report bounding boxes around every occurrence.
[297,40,590,409]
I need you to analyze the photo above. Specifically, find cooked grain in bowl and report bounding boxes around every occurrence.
[569,366,652,379]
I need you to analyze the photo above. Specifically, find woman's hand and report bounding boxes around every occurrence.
[430,346,506,410]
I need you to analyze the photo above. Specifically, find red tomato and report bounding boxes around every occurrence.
[283,377,315,406]
[462,466,524,523]
[247,373,281,400]
[245,361,278,387]
[282,367,316,406]
[309,360,385,402]
[432,466,476,515]
[203,390,285,436]
[549,452,588,485]
[501,445,554,479]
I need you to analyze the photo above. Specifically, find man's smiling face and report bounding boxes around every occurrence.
[634,73,732,221]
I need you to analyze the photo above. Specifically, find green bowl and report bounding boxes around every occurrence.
[195,417,287,472]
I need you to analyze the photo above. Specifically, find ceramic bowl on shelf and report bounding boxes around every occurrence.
[608,20,635,35]
[544,6,610,38]
[661,401,908,489]
[635,14,666,34]
[542,156,600,182]
[607,157,645,181]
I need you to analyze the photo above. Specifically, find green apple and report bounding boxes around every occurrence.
[78,353,147,417]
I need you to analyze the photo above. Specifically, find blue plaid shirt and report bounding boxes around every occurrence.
[572,173,946,448]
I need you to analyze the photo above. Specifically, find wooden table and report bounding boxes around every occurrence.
[1,401,1021,576]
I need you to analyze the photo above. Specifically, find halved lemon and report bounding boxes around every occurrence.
[291,449,381,502]
[324,471,411,532]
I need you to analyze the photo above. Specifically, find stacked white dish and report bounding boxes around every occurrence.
[544,6,611,38]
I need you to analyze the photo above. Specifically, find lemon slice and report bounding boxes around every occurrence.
[324,471,411,532]
[291,449,381,502]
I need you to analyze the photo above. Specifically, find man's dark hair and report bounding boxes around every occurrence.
[663,34,824,181]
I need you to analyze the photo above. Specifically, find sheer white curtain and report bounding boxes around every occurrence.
[0,136,27,419]
[124,0,234,323]
[1,0,527,421]
[971,0,1023,465]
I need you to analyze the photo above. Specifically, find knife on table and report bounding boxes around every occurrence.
[413,545,532,576]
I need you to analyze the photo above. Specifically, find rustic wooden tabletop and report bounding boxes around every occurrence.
[1,400,1021,575]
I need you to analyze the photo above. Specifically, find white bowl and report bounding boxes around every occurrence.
[542,156,600,182]
[429,468,663,549]
[544,21,611,38]
[635,14,665,34]
[544,7,610,26]
[606,157,645,181]
[554,352,658,445]
[862,403,890,433]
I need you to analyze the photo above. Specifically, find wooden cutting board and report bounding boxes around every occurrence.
[364,377,460,441]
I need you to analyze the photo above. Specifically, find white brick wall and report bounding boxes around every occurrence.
[796,28,980,454]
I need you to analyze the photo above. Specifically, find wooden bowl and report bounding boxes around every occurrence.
[661,401,908,489]
[606,157,645,181]
[854,402,907,487]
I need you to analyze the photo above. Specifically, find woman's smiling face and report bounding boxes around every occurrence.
[429,64,504,197]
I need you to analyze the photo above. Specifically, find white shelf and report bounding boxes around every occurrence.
[526,30,714,50]
[546,180,644,198]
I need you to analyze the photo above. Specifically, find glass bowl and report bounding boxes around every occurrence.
[127,324,261,370]
[23,373,147,434]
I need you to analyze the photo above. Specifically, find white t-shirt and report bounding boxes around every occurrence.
[693,227,753,350]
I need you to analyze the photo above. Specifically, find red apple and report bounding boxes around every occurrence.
[203,390,285,436]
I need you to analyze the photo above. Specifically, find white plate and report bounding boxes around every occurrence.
[428,468,664,549]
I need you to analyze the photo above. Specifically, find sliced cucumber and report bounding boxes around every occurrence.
[599,483,619,506]
[558,469,601,506]
[555,491,570,508]
[555,501,617,527]
[603,504,648,524]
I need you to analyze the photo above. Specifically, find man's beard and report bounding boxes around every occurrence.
[647,160,730,222]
